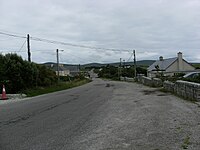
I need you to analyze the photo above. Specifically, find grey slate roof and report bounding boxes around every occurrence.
[147,57,177,71]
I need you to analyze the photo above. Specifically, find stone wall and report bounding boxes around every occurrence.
[163,81,175,93]
[138,75,200,101]
[137,76,163,87]
[120,77,134,82]
[163,80,200,101]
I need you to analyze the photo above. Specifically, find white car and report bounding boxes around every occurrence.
[183,72,200,78]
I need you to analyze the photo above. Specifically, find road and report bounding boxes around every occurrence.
[0,78,200,150]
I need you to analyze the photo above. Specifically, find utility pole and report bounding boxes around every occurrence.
[133,50,137,78]
[56,49,64,82]
[119,58,122,80]
[123,59,126,80]
[78,64,81,72]
[27,34,31,62]
[56,49,59,82]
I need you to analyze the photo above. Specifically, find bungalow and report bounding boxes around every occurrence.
[55,64,70,76]
[147,52,195,77]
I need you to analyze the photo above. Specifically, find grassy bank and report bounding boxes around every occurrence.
[24,79,91,97]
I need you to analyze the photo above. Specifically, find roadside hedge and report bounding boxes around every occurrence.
[0,53,57,93]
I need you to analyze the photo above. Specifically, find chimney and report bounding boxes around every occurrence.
[159,56,163,61]
[177,52,183,71]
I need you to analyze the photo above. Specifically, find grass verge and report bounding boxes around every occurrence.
[24,79,91,97]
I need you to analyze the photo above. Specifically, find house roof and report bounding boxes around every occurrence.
[147,57,177,71]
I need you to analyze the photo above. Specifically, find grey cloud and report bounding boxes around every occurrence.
[0,0,200,64]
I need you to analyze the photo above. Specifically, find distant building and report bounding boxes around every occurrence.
[147,52,195,77]
[55,65,70,76]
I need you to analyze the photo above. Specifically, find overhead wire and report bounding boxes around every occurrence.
[63,52,97,64]
[0,30,131,53]
[31,36,131,52]
[17,40,26,52]
[0,31,26,39]
[126,52,133,62]
[0,30,137,64]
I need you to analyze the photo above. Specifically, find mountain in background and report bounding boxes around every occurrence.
[81,60,155,68]
[43,60,155,71]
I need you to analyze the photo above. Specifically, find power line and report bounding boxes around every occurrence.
[0,31,131,52]
[31,36,131,52]
[17,40,26,52]
[127,52,133,62]
[0,31,26,39]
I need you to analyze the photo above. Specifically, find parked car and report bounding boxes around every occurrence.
[183,72,200,79]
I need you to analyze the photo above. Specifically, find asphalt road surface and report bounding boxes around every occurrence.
[0,78,200,150]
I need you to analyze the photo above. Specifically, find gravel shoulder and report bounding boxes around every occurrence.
[66,80,200,150]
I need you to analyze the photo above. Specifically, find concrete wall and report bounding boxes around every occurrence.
[163,80,200,101]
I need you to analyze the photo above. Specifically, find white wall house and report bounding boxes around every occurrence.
[55,64,70,76]
[147,52,195,77]
[56,70,70,76]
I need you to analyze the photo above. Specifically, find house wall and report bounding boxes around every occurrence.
[147,71,174,77]
[147,71,156,78]
[182,60,195,71]
[56,70,70,76]
[166,61,178,72]
[166,60,195,75]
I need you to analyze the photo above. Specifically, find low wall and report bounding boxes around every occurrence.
[163,80,200,101]
[163,81,175,93]
[137,76,163,87]
[120,77,134,82]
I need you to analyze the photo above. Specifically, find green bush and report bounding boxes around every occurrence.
[0,53,57,93]
[98,65,147,80]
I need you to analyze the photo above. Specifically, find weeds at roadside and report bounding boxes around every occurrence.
[181,136,190,149]
[176,127,182,132]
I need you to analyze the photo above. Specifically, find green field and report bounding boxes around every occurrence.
[192,63,200,69]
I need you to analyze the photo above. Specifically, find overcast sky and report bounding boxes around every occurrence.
[0,0,200,64]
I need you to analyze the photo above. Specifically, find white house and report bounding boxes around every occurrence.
[147,52,195,77]
[55,64,70,76]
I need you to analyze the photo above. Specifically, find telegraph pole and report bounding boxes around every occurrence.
[27,34,31,62]
[123,59,126,80]
[56,49,59,82]
[133,50,137,78]
[119,58,122,80]
[118,58,121,80]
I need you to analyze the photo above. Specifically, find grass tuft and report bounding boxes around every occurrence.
[181,136,190,149]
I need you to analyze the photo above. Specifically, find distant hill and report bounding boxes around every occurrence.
[82,60,155,68]
[191,63,200,69]
[42,60,156,70]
